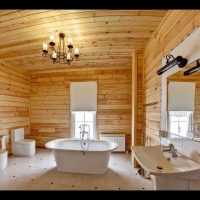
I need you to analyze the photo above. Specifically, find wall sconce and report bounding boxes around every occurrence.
[184,60,200,76]
[157,54,188,76]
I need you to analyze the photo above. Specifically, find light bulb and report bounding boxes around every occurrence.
[50,34,55,42]
[67,53,71,60]
[43,43,48,51]
[68,38,73,45]
[75,48,79,55]
[52,52,57,59]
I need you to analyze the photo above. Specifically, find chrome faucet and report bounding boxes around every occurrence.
[79,124,90,151]
[162,143,178,157]
[79,124,90,140]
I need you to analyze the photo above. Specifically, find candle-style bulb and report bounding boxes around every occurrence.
[43,43,48,51]
[67,53,71,60]
[50,34,55,42]
[52,52,57,59]
[75,48,79,55]
[68,38,73,45]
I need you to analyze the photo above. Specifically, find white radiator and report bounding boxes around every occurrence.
[100,134,125,152]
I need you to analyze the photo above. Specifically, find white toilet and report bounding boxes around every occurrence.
[11,128,35,157]
[0,150,8,170]
[0,135,8,170]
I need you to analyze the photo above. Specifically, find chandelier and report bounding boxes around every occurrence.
[42,33,79,65]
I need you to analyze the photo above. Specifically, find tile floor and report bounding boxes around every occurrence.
[0,148,152,190]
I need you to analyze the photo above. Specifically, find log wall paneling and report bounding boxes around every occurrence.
[0,10,169,151]
[143,10,200,145]
[136,52,144,146]
[30,67,133,150]
[0,61,30,153]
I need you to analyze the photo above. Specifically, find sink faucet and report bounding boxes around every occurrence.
[162,143,178,157]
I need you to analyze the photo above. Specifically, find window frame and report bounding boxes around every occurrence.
[167,111,193,137]
[71,111,97,139]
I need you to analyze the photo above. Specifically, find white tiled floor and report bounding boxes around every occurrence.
[0,148,152,190]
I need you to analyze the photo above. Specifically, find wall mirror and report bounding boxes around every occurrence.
[167,60,200,142]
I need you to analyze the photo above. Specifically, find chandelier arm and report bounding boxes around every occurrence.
[55,56,60,63]
[50,46,57,54]
[63,37,65,55]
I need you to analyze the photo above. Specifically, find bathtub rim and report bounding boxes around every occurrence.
[45,138,118,153]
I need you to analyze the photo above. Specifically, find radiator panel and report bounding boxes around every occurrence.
[100,134,125,152]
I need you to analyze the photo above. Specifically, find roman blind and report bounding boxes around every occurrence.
[168,82,195,111]
[70,81,97,111]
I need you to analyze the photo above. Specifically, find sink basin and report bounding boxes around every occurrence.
[132,145,200,179]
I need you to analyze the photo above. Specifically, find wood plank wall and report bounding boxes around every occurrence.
[0,61,30,153]
[143,10,200,145]
[136,52,143,145]
[30,67,134,150]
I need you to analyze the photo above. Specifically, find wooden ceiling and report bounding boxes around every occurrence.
[0,10,167,72]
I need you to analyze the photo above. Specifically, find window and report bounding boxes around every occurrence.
[71,111,96,139]
[168,111,193,137]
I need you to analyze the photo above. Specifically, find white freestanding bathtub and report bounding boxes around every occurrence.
[45,138,118,174]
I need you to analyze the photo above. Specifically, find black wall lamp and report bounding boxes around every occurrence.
[157,54,188,76]
[184,59,200,76]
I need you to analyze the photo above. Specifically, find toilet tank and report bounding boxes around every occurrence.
[11,128,24,142]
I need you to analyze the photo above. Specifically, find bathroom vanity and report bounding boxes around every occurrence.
[132,145,200,190]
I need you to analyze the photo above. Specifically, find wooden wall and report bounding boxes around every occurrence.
[143,10,200,145]
[0,57,143,152]
[30,67,133,150]
[136,52,144,145]
[0,61,30,153]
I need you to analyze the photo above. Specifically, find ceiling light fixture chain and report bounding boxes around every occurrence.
[42,33,80,65]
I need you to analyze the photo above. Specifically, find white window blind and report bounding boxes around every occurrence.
[70,81,97,111]
[168,82,195,111]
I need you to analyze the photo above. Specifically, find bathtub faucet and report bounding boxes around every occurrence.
[79,124,90,140]
[79,124,90,151]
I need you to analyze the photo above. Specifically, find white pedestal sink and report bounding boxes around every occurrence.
[132,146,200,190]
